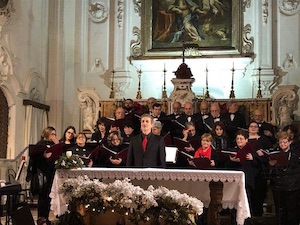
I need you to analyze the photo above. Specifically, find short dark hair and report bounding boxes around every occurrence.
[123,120,134,129]
[236,130,249,139]
[152,103,162,109]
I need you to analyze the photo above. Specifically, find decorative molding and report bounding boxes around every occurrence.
[130,26,141,57]
[112,71,132,98]
[117,0,124,28]
[133,0,141,16]
[243,0,251,12]
[242,24,254,55]
[262,0,269,24]
[88,2,108,23]
[169,78,197,106]
[0,0,15,27]
[279,0,300,16]
[283,52,298,70]
[271,85,299,129]
[269,67,288,94]
[0,44,13,84]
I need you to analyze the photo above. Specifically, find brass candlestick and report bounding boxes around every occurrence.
[109,70,115,99]
[162,64,168,99]
[256,66,262,98]
[136,68,142,99]
[204,64,210,99]
[229,63,235,99]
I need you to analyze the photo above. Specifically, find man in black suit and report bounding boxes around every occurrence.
[203,102,225,131]
[168,101,182,120]
[126,114,166,168]
[222,100,247,146]
[151,103,167,121]
[253,108,277,145]
[175,102,206,138]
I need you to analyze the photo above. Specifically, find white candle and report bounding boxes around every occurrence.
[66,151,72,158]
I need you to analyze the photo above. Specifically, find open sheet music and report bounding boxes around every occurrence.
[165,147,178,163]
[101,145,128,161]
[178,150,212,169]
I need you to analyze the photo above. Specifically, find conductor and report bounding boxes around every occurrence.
[126,114,166,168]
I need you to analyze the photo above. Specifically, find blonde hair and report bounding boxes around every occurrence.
[41,126,56,141]
[277,131,291,141]
[201,133,213,142]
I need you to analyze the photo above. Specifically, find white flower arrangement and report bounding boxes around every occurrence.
[55,152,84,169]
[59,176,203,225]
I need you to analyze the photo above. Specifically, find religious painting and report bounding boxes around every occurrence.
[140,0,243,58]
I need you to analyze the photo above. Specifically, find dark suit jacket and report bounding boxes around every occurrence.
[177,114,206,137]
[259,121,277,144]
[203,114,226,132]
[126,133,166,168]
[222,112,246,145]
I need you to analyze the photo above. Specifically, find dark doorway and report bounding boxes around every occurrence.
[0,89,8,158]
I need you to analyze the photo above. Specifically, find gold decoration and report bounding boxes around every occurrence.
[136,67,142,99]
[229,63,235,99]
[256,66,262,98]
[109,70,115,99]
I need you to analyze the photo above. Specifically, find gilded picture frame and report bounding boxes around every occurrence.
[139,0,243,58]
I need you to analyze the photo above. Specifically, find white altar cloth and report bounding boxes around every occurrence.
[50,168,250,225]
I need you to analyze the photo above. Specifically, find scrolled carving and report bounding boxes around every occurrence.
[279,0,300,16]
[271,85,299,129]
[262,0,269,24]
[242,24,254,55]
[243,0,251,12]
[0,44,13,84]
[117,0,124,28]
[0,0,14,26]
[130,26,141,57]
[133,0,141,16]
[77,87,100,132]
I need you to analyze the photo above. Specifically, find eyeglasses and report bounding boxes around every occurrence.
[249,125,258,128]
[279,140,289,144]
[112,138,120,142]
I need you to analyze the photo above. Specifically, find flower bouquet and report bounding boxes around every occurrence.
[59,177,203,225]
[55,151,84,169]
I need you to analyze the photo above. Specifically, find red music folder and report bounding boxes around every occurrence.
[236,144,252,163]
[100,145,128,161]
[173,137,191,151]
[29,144,49,157]
[46,142,67,161]
[179,150,212,169]
[266,150,289,167]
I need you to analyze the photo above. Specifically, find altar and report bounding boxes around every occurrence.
[50,168,250,225]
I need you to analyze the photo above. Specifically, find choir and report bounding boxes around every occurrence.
[27,99,300,225]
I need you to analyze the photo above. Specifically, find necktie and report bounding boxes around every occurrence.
[142,136,148,151]
[187,116,191,122]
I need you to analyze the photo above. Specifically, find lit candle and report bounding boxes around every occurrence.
[66,151,72,158]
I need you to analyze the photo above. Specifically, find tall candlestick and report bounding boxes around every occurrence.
[256,66,262,98]
[204,64,210,99]
[136,67,142,99]
[229,62,235,99]
[109,70,115,98]
[162,64,167,99]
